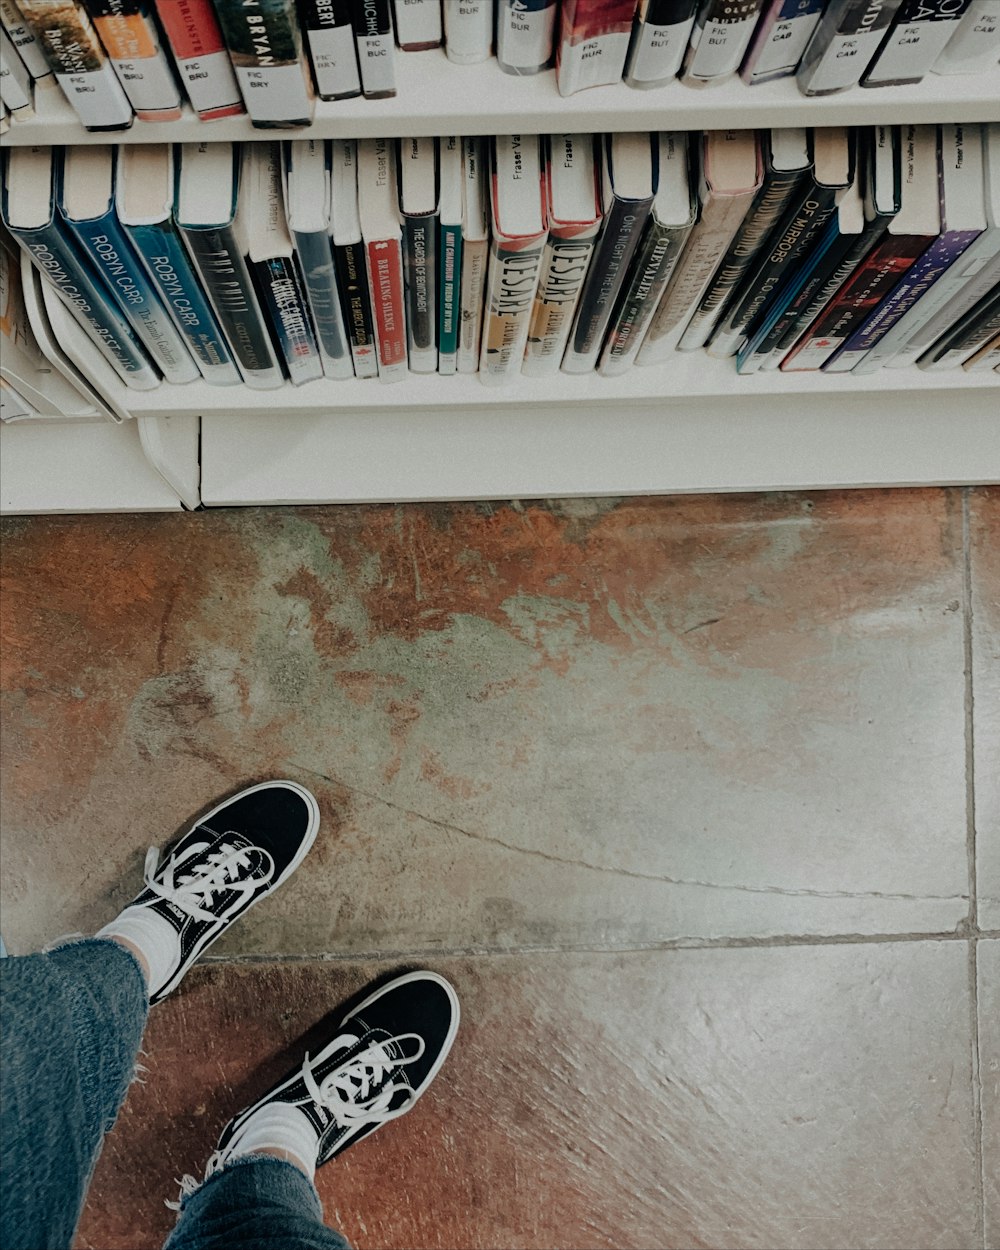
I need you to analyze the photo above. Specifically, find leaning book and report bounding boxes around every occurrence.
[213,0,314,127]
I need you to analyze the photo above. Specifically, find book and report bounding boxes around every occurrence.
[556,0,637,95]
[681,0,766,87]
[797,0,906,94]
[59,144,198,383]
[330,136,378,377]
[82,1,181,122]
[851,122,988,372]
[443,0,492,63]
[458,133,489,373]
[678,127,810,352]
[239,142,322,385]
[437,134,462,375]
[0,0,53,79]
[1,24,34,116]
[2,145,157,387]
[932,0,999,72]
[624,0,699,88]
[918,283,1000,366]
[739,0,825,84]
[496,0,557,75]
[0,97,6,130]
[392,0,441,48]
[962,328,1000,369]
[153,0,244,119]
[358,136,408,382]
[283,138,354,379]
[600,130,696,375]
[637,128,762,365]
[352,0,396,96]
[523,132,602,376]
[213,0,314,127]
[887,123,1000,369]
[397,135,439,373]
[175,141,283,388]
[117,142,241,386]
[300,0,361,98]
[708,128,855,358]
[563,131,658,373]
[862,0,973,86]
[15,0,132,129]
[479,133,548,385]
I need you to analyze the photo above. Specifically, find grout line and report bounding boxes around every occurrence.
[970,937,987,1250]
[964,486,980,936]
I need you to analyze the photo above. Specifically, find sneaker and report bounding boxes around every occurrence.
[205,971,460,1177]
[100,780,319,1005]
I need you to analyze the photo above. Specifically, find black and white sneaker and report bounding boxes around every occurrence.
[199,972,459,1182]
[99,780,319,1005]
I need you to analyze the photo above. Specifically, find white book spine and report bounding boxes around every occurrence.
[745,8,823,82]
[683,6,761,84]
[443,0,492,62]
[234,62,312,123]
[497,0,557,74]
[932,1,1000,73]
[392,0,442,47]
[625,13,696,87]
[865,15,967,84]
[307,22,361,97]
[54,59,133,128]
[0,28,32,113]
[0,0,50,78]
[558,32,632,95]
[457,238,488,371]
[174,49,241,115]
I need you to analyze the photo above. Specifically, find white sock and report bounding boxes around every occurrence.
[223,1103,319,1180]
[96,908,179,998]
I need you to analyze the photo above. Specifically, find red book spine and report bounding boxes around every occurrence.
[365,238,408,377]
[154,0,245,119]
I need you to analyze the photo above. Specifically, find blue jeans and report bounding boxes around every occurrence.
[0,940,351,1250]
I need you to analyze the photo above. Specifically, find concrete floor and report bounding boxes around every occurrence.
[0,487,997,1250]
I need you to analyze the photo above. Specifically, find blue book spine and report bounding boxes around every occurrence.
[126,219,242,386]
[290,227,353,378]
[1,215,158,388]
[60,205,200,384]
[438,221,462,374]
[249,254,323,385]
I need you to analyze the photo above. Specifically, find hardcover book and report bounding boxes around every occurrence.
[739,0,825,84]
[392,0,441,49]
[458,134,489,373]
[437,134,463,374]
[556,0,637,96]
[352,0,396,96]
[213,0,314,127]
[931,0,1000,73]
[153,0,244,119]
[0,0,52,78]
[797,0,906,94]
[443,0,492,62]
[300,0,361,99]
[862,0,972,86]
[358,135,408,382]
[397,135,439,373]
[82,1,181,121]
[624,0,699,88]
[330,136,378,377]
[681,0,766,87]
[496,0,558,75]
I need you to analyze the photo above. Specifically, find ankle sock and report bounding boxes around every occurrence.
[222,1103,319,1180]
[96,908,178,998]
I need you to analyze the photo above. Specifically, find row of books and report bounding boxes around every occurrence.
[1,2,997,136]
[1,126,998,397]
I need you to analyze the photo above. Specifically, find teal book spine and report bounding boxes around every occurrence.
[437,220,462,373]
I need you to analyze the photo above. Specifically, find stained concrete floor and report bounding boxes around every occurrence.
[0,487,997,1250]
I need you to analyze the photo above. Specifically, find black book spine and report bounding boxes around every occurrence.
[249,254,322,384]
[351,0,396,96]
[334,239,378,374]
[920,285,1000,364]
[401,210,437,367]
[301,0,362,98]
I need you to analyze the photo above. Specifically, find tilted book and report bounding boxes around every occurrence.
[358,135,408,382]
[479,133,548,385]
[59,144,198,382]
[458,134,489,374]
[600,130,696,376]
[154,0,245,119]
[301,0,361,98]
[2,145,157,386]
[330,137,378,377]
[392,0,441,49]
[624,0,699,89]
[443,0,492,63]
[931,0,1000,73]
[283,138,354,379]
[556,0,637,96]
[797,0,906,94]
[563,131,658,373]
[175,141,283,388]
[437,134,463,375]
[681,0,765,86]
[213,0,314,127]
[82,1,181,121]
[15,0,132,129]
[1,24,34,115]
[352,0,396,97]
[862,0,972,86]
[918,284,1000,367]
[496,0,557,75]
[739,0,825,84]
[0,0,52,78]
[962,328,1000,369]
[397,135,439,374]
[117,143,240,386]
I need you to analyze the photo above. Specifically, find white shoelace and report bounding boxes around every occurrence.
[144,838,271,924]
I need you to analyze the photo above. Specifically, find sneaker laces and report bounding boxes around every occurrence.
[143,838,271,924]
[303,1032,427,1128]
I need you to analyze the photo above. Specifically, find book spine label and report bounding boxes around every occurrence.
[1,28,34,110]
[438,220,462,372]
[798,0,905,93]
[402,212,437,371]
[333,239,378,377]
[0,0,52,78]
[443,0,492,63]
[741,0,825,83]
[496,0,557,74]
[154,0,244,117]
[479,239,545,383]
[683,0,763,82]
[864,0,971,84]
[84,1,181,119]
[292,227,354,378]
[302,0,361,98]
[600,220,693,374]
[557,0,636,95]
[365,236,408,381]
[523,235,596,374]
[252,255,323,385]
[625,0,697,86]
[392,0,442,49]
[932,0,1000,72]
[457,236,488,371]
[214,0,314,125]
[352,0,396,95]
[127,219,241,384]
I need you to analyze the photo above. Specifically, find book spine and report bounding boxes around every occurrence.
[828,229,979,370]
[392,0,441,49]
[457,235,488,372]
[365,234,407,382]
[438,218,462,373]
[443,0,492,63]
[932,0,1000,72]
[919,288,1000,366]
[0,0,51,77]
[402,211,437,372]
[300,0,361,98]
[83,0,181,120]
[496,0,557,74]
[556,0,637,95]
[600,217,695,375]
[126,218,241,384]
[862,0,972,85]
[739,0,825,83]
[61,207,199,382]
[291,226,354,378]
[213,0,314,126]
[15,0,133,128]
[678,164,806,350]
[153,0,244,118]
[352,0,396,95]
[962,331,1000,369]
[522,234,597,375]
[333,239,377,376]
[624,0,698,87]
[250,254,322,385]
[1,26,34,112]
[887,243,1000,367]
[797,0,906,94]
[479,237,546,384]
[180,223,283,387]
[682,0,764,85]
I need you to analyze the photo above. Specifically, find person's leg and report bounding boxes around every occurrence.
[0,938,148,1250]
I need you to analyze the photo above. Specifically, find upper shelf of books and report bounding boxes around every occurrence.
[4,56,999,148]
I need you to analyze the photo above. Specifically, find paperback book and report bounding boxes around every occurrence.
[213,0,314,127]
[458,134,489,373]
[153,0,244,120]
[83,1,181,122]
[624,0,699,88]
[358,135,408,382]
